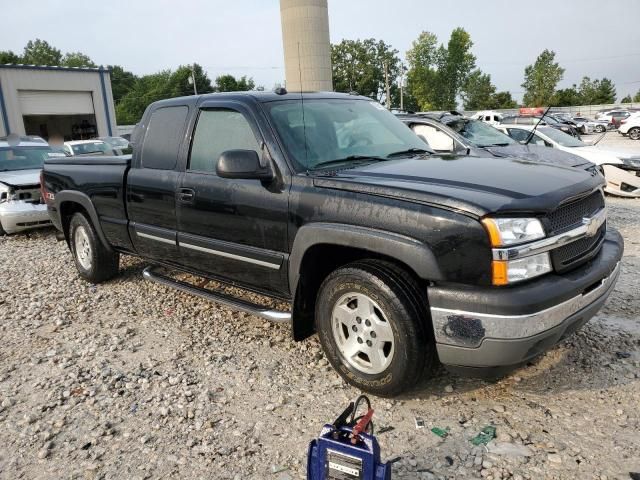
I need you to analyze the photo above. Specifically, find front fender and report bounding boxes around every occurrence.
[288,222,443,294]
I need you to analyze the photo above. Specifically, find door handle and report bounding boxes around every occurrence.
[177,188,195,203]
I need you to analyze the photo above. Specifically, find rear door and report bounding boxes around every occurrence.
[127,104,190,260]
[176,100,290,295]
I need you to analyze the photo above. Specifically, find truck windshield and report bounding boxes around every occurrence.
[445,118,516,148]
[0,146,53,172]
[265,98,432,171]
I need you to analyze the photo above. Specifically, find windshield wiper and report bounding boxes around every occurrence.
[386,148,431,158]
[310,155,386,170]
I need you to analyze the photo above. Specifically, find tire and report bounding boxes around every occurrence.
[629,127,640,141]
[315,259,435,397]
[595,125,606,133]
[69,212,119,283]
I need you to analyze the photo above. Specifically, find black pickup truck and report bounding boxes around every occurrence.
[43,91,623,396]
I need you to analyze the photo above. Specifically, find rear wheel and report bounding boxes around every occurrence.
[69,212,119,283]
[629,127,640,141]
[315,260,435,397]
[595,124,606,133]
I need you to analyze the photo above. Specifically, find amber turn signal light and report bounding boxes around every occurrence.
[491,260,508,286]
[481,218,502,247]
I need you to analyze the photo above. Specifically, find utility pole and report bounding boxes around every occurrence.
[383,60,391,110]
[399,63,405,111]
[188,63,198,95]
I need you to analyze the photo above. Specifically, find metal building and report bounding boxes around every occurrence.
[0,65,116,142]
[280,0,333,92]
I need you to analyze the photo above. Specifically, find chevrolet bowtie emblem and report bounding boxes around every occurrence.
[583,216,600,237]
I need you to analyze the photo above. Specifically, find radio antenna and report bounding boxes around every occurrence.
[298,42,309,170]
[524,106,551,145]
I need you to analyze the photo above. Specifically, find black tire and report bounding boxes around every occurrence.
[315,259,435,397]
[69,212,119,283]
[595,125,606,133]
[629,127,640,141]
[0,222,5,236]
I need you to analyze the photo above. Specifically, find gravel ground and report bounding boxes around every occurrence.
[0,197,639,480]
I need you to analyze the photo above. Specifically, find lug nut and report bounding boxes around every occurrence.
[357,337,363,344]
[352,325,358,332]
[356,317,362,324]
[365,319,371,327]
[370,331,377,338]
[366,340,372,347]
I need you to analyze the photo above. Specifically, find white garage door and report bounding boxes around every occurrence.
[18,90,95,115]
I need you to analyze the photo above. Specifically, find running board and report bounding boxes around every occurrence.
[142,266,291,323]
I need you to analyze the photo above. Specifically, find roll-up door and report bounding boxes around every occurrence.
[18,90,94,115]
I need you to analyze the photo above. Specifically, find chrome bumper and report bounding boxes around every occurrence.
[430,261,620,348]
[0,201,51,234]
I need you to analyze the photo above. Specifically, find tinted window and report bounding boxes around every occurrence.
[189,109,261,173]
[0,146,52,172]
[141,106,189,170]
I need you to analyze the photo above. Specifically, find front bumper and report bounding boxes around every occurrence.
[428,229,623,370]
[0,201,51,234]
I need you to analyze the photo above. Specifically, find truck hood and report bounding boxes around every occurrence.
[0,169,41,187]
[478,144,591,168]
[312,155,603,217]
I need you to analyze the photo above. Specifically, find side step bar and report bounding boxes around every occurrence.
[142,266,291,323]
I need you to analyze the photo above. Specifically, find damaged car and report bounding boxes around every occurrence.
[497,124,640,198]
[0,135,57,235]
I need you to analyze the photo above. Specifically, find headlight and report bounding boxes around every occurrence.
[481,218,545,246]
[0,184,11,204]
[492,252,552,285]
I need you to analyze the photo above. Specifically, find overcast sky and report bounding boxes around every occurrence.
[2,0,640,101]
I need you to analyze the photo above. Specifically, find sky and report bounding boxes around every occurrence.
[2,0,640,101]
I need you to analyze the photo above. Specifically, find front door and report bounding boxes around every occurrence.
[176,102,289,295]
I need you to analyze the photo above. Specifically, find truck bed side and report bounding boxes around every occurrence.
[43,155,134,251]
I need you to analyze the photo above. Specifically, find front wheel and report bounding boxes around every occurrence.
[315,260,435,397]
[69,212,119,283]
[629,127,640,141]
[595,125,606,133]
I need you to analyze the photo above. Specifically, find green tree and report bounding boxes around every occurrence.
[405,31,439,110]
[22,39,62,66]
[62,52,97,68]
[621,95,633,103]
[595,78,616,104]
[553,85,581,107]
[0,50,21,64]
[331,38,401,105]
[214,74,255,92]
[438,28,476,109]
[578,77,616,104]
[108,65,137,104]
[491,91,518,109]
[521,49,564,107]
[461,70,496,110]
[634,89,640,102]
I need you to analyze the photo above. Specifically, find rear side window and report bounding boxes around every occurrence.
[141,106,189,170]
[189,109,261,173]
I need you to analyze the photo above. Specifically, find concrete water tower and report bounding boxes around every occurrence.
[280,0,333,92]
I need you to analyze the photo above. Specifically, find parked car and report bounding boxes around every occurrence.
[98,136,132,155]
[43,91,622,396]
[0,134,55,234]
[472,110,504,126]
[497,124,640,197]
[618,113,640,140]
[63,140,117,157]
[572,116,607,134]
[595,110,631,128]
[397,112,594,171]
[500,115,580,137]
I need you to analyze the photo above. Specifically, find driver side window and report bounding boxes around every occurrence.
[412,124,454,152]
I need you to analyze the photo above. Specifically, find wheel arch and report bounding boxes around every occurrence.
[56,191,113,252]
[288,223,442,340]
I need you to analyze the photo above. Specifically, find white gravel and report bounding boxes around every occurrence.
[0,196,638,479]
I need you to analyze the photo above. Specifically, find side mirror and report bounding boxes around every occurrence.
[216,149,274,181]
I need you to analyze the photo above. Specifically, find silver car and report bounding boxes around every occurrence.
[0,135,57,234]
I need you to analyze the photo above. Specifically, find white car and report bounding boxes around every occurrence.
[497,124,640,198]
[63,140,115,157]
[618,113,640,140]
[472,110,504,126]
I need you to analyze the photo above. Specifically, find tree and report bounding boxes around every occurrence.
[22,39,62,66]
[634,89,640,103]
[108,65,137,104]
[461,70,495,110]
[0,50,21,64]
[553,85,581,107]
[214,74,255,92]
[331,38,401,105]
[521,49,564,107]
[578,77,616,105]
[438,28,476,110]
[621,95,633,103]
[62,52,97,68]
[405,32,439,110]
[491,91,518,109]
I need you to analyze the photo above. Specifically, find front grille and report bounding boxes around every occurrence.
[546,190,604,234]
[551,224,606,272]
